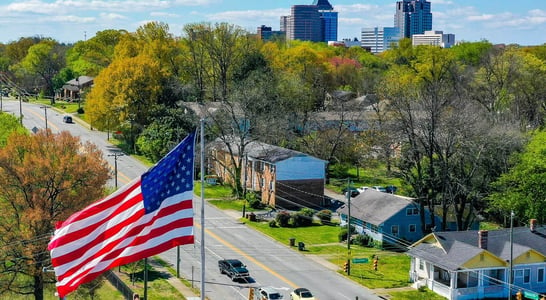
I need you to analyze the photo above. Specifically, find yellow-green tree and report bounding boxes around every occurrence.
[86,55,164,152]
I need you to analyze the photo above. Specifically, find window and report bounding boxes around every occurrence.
[406,208,419,216]
[524,269,531,283]
[538,268,545,283]
[484,269,504,286]
[391,225,399,236]
[409,224,416,232]
[419,259,424,270]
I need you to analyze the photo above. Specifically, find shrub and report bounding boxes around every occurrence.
[268,220,277,227]
[77,107,85,114]
[316,209,332,225]
[275,211,291,227]
[353,234,371,247]
[246,192,264,209]
[296,208,315,227]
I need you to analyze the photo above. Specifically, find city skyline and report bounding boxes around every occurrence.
[0,0,544,46]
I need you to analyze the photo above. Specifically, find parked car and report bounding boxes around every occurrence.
[385,185,397,194]
[372,186,387,192]
[290,287,315,300]
[218,259,249,280]
[357,186,370,193]
[342,187,359,198]
[63,115,73,123]
[258,286,283,299]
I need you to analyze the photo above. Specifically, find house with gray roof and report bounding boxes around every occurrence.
[408,220,546,300]
[209,138,328,209]
[337,189,439,245]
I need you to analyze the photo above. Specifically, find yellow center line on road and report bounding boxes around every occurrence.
[195,222,299,289]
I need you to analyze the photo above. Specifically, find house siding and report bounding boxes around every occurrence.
[210,143,326,209]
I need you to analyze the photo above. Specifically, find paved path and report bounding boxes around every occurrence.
[148,258,200,299]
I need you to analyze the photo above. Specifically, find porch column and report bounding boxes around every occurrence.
[450,271,457,299]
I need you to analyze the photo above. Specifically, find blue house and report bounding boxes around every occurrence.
[337,189,439,245]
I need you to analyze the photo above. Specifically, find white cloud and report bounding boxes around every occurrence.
[467,14,494,21]
[150,11,180,18]
[99,13,128,21]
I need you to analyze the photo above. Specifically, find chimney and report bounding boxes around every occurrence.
[478,230,488,250]
[530,219,537,232]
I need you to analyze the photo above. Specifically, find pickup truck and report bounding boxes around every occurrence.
[218,259,250,280]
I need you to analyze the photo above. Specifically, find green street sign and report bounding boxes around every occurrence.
[352,258,369,264]
[523,291,539,300]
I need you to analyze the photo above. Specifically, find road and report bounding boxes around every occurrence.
[3,98,382,300]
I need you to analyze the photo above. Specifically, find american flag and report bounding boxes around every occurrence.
[48,131,196,297]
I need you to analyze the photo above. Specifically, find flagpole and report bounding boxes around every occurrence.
[200,119,206,300]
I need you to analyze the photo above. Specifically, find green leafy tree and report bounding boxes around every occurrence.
[15,39,66,99]
[66,29,126,76]
[489,131,546,224]
[136,106,198,162]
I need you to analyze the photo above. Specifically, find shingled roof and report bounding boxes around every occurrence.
[337,189,417,226]
[408,225,546,271]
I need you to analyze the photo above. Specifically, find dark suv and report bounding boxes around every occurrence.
[218,259,249,280]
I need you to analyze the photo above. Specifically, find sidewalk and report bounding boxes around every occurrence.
[147,258,199,299]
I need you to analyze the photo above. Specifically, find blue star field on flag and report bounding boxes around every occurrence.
[141,131,195,213]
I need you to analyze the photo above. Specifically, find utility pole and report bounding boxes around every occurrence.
[508,210,514,300]
[107,152,124,188]
[40,105,49,132]
[346,178,352,276]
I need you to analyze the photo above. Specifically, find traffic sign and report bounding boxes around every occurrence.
[352,258,369,264]
[523,291,539,300]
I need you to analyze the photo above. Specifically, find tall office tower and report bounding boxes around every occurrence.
[287,5,322,42]
[361,27,401,54]
[283,0,337,42]
[320,10,338,42]
[394,0,432,38]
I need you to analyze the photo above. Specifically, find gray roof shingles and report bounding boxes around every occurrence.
[337,189,417,226]
[408,226,546,271]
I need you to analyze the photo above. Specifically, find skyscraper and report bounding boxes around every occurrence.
[283,0,338,42]
[394,0,432,38]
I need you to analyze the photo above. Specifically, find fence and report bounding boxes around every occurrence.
[104,270,135,299]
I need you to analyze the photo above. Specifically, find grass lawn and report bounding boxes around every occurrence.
[243,218,411,289]
[388,288,447,300]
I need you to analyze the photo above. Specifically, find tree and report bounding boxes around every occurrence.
[66,29,126,76]
[15,39,66,99]
[488,130,546,224]
[85,55,164,153]
[380,45,522,232]
[0,130,110,300]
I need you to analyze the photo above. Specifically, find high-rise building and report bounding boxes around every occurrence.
[394,0,432,38]
[361,27,401,54]
[282,0,337,42]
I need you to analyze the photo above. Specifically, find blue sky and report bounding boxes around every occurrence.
[0,0,544,46]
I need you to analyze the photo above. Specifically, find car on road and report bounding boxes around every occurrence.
[63,115,73,123]
[290,287,315,300]
[218,259,249,281]
[258,286,283,299]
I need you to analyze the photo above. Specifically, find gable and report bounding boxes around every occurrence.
[462,251,507,269]
[514,249,546,265]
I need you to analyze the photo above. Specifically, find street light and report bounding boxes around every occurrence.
[107,152,124,189]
